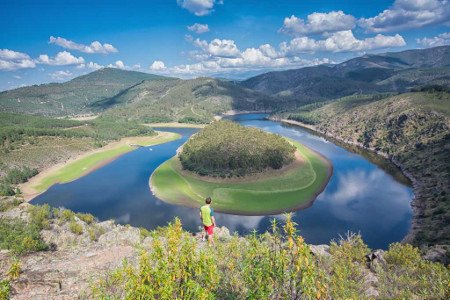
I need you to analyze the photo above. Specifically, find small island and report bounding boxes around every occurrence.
[151,121,332,215]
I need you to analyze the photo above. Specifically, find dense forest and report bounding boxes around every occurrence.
[179,120,296,177]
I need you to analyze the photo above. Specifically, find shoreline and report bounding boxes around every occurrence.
[21,131,181,201]
[275,117,420,244]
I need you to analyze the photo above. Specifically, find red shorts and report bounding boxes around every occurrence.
[204,224,214,235]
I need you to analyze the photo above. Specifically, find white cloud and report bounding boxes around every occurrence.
[49,36,118,54]
[76,61,103,70]
[177,0,222,16]
[187,23,210,34]
[107,60,126,69]
[13,75,22,79]
[359,0,450,33]
[280,30,406,54]
[37,51,85,66]
[417,32,450,47]
[0,49,36,70]
[281,11,356,36]
[150,60,166,71]
[50,70,73,80]
[193,38,241,57]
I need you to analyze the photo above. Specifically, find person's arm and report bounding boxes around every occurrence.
[210,208,216,226]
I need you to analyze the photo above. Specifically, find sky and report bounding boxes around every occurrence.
[0,0,449,90]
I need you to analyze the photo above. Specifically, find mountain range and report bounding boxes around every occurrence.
[0,46,449,121]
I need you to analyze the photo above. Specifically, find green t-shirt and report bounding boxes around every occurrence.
[200,205,214,226]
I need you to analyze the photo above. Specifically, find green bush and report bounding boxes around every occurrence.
[0,198,22,212]
[0,218,48,255]
[0,280,10,300]
[28,204,51,230]
[76,213,95,224]
[0,184,15,197]
[69,221,83,235]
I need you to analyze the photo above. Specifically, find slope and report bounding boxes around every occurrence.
[0,68,171,117]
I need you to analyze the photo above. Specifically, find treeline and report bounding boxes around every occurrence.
[0,113,155,153]
[0,166,38,196]
[179,120,296,177]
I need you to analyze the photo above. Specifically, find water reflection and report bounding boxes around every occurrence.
[32,115,413,249]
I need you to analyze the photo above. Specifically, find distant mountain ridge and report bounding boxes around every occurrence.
[241,46,450,103]
[0,68,170,116]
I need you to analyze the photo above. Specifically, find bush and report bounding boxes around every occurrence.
[69,221,83,235]
[0,280,10,300]
[378,243,450,299]
[7,259,21,280]
[76,213,95,224]
[0,198,22,212]
[0,218,48,255]
[28,204,51,230]
[0,184,15,197]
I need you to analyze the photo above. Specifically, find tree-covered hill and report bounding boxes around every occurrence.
[0,68,171,117]
[101,77,280,123]
[286,91,450,252]
[241,46,450,104]
[179,120,296,177]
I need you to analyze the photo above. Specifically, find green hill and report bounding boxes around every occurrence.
[287,91,450,249]
[101,77,279,123]
[0,68,171,117]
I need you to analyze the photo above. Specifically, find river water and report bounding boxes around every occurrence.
[32,114,413,249]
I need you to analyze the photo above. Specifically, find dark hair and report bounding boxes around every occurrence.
[205,197,212,204]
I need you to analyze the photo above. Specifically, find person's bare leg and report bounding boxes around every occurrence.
[208,234,214,245]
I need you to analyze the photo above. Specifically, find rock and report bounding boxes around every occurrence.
[423,245,449,264]
[215,226,231,241]
[0,203,31,221]
[98,225,141,247]
[366,249,386,272]
[309,245,331,257]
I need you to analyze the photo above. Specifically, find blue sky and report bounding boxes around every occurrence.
[0,0,449,90]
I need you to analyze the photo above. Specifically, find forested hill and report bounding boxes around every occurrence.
[0,68,172,117]
[101,77,279,123]
[285,91,450,252]
[241,46,450,104]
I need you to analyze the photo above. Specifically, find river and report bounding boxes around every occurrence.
[32,114,413,249]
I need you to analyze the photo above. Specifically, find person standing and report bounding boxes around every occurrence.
[200,197,216,244]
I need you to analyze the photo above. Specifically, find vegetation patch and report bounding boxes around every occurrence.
[151,125,331,215]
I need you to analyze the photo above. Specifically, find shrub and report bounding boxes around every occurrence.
[28,204,51,230]
[69,221,83,235]
[76,213,95,224]
[0,218,48,255]
[0,198,23,212]
[0,280,10,300]
[378,243,450,299]
[0,184,15,197]
[7,259,21,280]
[87,225,105,242]
[57,209,75,224]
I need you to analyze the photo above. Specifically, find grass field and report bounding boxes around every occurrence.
[150,140,332,215]
[25,132,181,197]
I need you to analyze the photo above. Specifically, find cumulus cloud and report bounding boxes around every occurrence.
[76,61,103,70]
[280,30,406,54]
[281,11,356,36]
[177,0,222,16]
[50,70,73,80]
[187,23,210,34]
[359,0,450,33]
[37,51,85,66]
[49,36,118,54]
[193,38,241,57]
[150,60,166,71]
[0,49,36,70]
[107,60,126,69]
[417,32,450,47]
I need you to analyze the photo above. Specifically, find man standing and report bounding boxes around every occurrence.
[200,197,216,244]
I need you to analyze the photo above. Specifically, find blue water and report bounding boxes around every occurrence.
[32,115,413,249]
